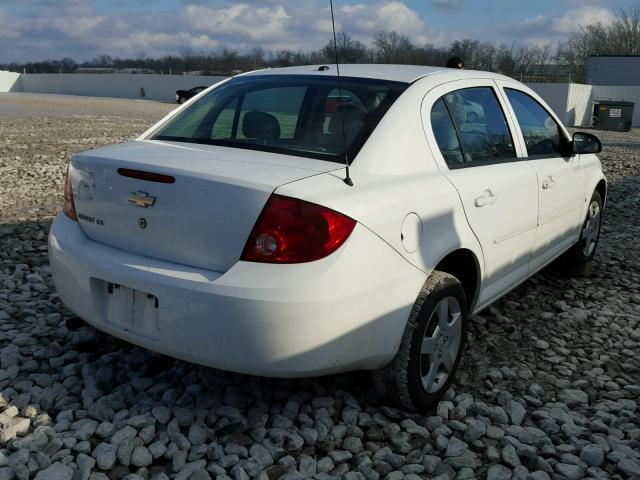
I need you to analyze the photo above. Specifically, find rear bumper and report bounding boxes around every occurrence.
[48,213,425,377]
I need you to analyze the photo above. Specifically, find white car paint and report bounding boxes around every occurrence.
[495,79,587,272]
[49,64,606,377]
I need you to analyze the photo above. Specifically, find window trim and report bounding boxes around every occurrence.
[440,97,467,165]
[503,87,572,160]
[446,156,530,169]
[230,96,242,139]
[432,86,518,169]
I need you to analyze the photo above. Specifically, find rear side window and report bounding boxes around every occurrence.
[430,87,516,167]
[430,98,464,165]
[505,88,566,157]
[153,75,408,163]
[443,87,516,164]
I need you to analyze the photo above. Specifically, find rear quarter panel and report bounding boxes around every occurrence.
[276,79,484,304]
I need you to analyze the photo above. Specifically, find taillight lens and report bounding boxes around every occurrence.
[241,195,356,263]
[63,165,77,221]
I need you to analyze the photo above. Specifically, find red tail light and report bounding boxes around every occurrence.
[63,165,77,221]
[241,195,356,263]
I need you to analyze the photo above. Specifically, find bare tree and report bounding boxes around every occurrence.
[322,32,368,64]
[374,31,412,63]
[556,2,640,82]
[609,4,640,54]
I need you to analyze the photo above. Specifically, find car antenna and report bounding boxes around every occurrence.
[330,0,353,186]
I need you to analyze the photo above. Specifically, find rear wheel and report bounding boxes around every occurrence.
[563,190,603,268]
[373,271,467,411]
[178,96,186,104]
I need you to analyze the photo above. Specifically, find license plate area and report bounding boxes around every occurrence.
[105,282,159,338]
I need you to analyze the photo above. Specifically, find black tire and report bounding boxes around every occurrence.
[372,271,467,411]
[563,190,603,268]
[178,97,186,104]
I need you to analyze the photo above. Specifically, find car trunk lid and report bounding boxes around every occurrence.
[70,140,339,272]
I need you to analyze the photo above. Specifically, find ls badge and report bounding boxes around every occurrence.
[128,191,156,208]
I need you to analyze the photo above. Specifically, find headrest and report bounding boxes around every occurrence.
[328,104,365,136]
[242,111,281,141]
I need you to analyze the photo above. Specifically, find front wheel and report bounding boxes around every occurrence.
[563,190,603,268]
[373,271,467,411]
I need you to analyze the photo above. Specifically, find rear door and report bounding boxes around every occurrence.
[498,84,584,271]
[424,80,538,306]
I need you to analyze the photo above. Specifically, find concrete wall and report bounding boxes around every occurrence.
[588,56,640,86]
[4,71,639,126]
[0,70,21,92]
[16,73,227,102]
[566,84,594,127]
[525,83,570,124]
[527,82,640,127]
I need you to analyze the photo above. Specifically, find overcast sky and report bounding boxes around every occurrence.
[0,0,635,63]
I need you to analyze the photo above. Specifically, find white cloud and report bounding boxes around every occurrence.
[46,15,106,38]
[550,6,615,33]
[111,32,219,52]
[0,8,20,39]
[182,3,291,42]
[497,5,615,46]
[340,4,366,14]
[1,0,611,63]
[338,1,429,42]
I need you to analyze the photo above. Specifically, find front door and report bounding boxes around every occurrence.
[501,87,584,272]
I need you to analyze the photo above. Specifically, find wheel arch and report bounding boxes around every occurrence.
[434,248,481,311]
[595,178,607,207]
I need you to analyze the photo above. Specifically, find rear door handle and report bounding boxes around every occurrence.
[542,176,555,190]
[474,189,496,207]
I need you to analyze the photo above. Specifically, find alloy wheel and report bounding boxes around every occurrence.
[581,200,601,257]
[419,296,463,393]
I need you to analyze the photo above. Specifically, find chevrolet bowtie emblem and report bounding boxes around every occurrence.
[128,191,156,208]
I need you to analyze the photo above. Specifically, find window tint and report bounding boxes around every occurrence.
[237,86,306,140]
[505,88,566,157]
[153,75,408,163]
[430,98,464,165]
[211,98,237,140]
[323,88,365,135]
[443,87,516,164]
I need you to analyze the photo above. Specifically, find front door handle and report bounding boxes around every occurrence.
[542,176,555,190]
[474,189,497,207]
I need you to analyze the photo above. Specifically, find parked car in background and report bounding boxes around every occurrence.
[49,65,606,411]
[175,86,207,103]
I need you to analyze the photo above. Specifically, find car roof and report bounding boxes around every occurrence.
[238,64,513,84]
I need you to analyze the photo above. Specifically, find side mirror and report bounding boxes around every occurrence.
[572,132,602,154]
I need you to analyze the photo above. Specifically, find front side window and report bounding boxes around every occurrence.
[505,88,567,157]
[443,87,516,164]
[153,75,408,163]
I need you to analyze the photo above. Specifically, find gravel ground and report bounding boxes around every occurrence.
[0,93,638,480]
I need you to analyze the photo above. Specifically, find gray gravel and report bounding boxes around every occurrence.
[0,94,639,480]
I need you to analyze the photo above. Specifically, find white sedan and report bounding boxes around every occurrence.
[49,65,605,410]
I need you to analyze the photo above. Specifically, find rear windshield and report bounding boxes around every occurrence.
[152,74,408,163]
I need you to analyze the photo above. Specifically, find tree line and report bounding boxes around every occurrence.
[2,3,639,83]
